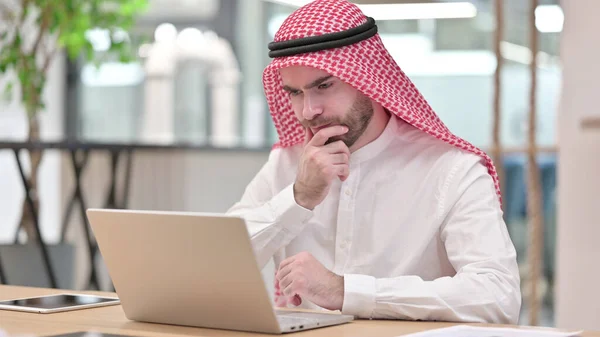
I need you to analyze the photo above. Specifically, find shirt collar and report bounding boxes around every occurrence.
[349,114,401,165]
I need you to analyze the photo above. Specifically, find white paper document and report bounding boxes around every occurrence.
[401,325,583,337]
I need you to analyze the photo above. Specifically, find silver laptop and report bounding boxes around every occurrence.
[86,208,354,334]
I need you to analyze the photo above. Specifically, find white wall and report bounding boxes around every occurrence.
[555,0,600,331]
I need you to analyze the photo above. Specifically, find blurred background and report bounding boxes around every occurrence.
[0,0,598,332]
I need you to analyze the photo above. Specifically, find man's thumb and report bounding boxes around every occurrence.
[292,294,302,306]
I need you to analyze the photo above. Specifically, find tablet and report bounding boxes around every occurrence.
[0,293,120,313]
[44,332,131,337]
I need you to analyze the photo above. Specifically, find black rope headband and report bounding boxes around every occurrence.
[268,17,378,58]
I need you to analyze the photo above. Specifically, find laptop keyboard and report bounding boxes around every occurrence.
[275,310,332,327]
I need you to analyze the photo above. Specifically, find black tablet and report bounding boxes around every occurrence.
[44,333,134,337]
[0,293,120,313]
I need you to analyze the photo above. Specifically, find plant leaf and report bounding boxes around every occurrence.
[83,40,95,62]
[2,81,13,102]
[6,0,149,120]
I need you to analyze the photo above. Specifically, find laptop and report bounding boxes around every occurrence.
[86,208,354,334]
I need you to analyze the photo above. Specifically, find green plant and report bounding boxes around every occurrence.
[0,0,148,241]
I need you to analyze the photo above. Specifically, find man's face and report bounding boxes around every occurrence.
[279,66,374,148]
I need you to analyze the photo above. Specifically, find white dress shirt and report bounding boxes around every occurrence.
[227,115,521,324]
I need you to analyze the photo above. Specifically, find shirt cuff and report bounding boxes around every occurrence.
[341,273,377,318]
[268,183,313,235]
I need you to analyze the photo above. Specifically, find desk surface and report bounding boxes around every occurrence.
[0,285,597,337]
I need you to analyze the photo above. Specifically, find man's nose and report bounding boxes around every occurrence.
[302,94,323,120]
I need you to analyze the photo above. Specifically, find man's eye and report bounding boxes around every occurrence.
[289,90,302,97]
[318,82,332,90]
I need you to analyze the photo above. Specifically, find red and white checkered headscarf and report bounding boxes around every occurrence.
[262,0,502,205]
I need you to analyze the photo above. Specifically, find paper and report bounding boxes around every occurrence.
[0,329,35,337]
[400,325,583,337]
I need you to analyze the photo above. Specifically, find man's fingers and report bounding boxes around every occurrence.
[291,294,302,306]
[282,280,303,307]
[275,263,293,282]
[282,281,295,297]
[275,295,288,307]
[324,140,350,156]
[308,125,348,147]
[330,153,349,165]
[278,272,294,293]
[274,277,287,307]
[275,255,304,308]
[278,256,296,272]
[276,283,301,307]
[274,276,281,295]
[284,295,300,307]
[335,164,350,181]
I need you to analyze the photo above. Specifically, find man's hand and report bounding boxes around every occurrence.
[294,125,350,210]
[274,252,344,311]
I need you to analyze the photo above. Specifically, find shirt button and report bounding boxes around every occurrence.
[345,189,352,196]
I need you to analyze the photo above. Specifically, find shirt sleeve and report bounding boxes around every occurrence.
[227,149,314,269]
[341,155,522,324]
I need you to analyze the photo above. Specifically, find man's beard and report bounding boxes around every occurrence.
[304,94,374,148]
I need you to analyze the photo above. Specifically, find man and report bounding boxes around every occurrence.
[227,0,521,324]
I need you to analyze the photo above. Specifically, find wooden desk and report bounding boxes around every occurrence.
[0,286,597,337]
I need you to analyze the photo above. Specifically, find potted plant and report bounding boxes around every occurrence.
[0,0,147,287]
